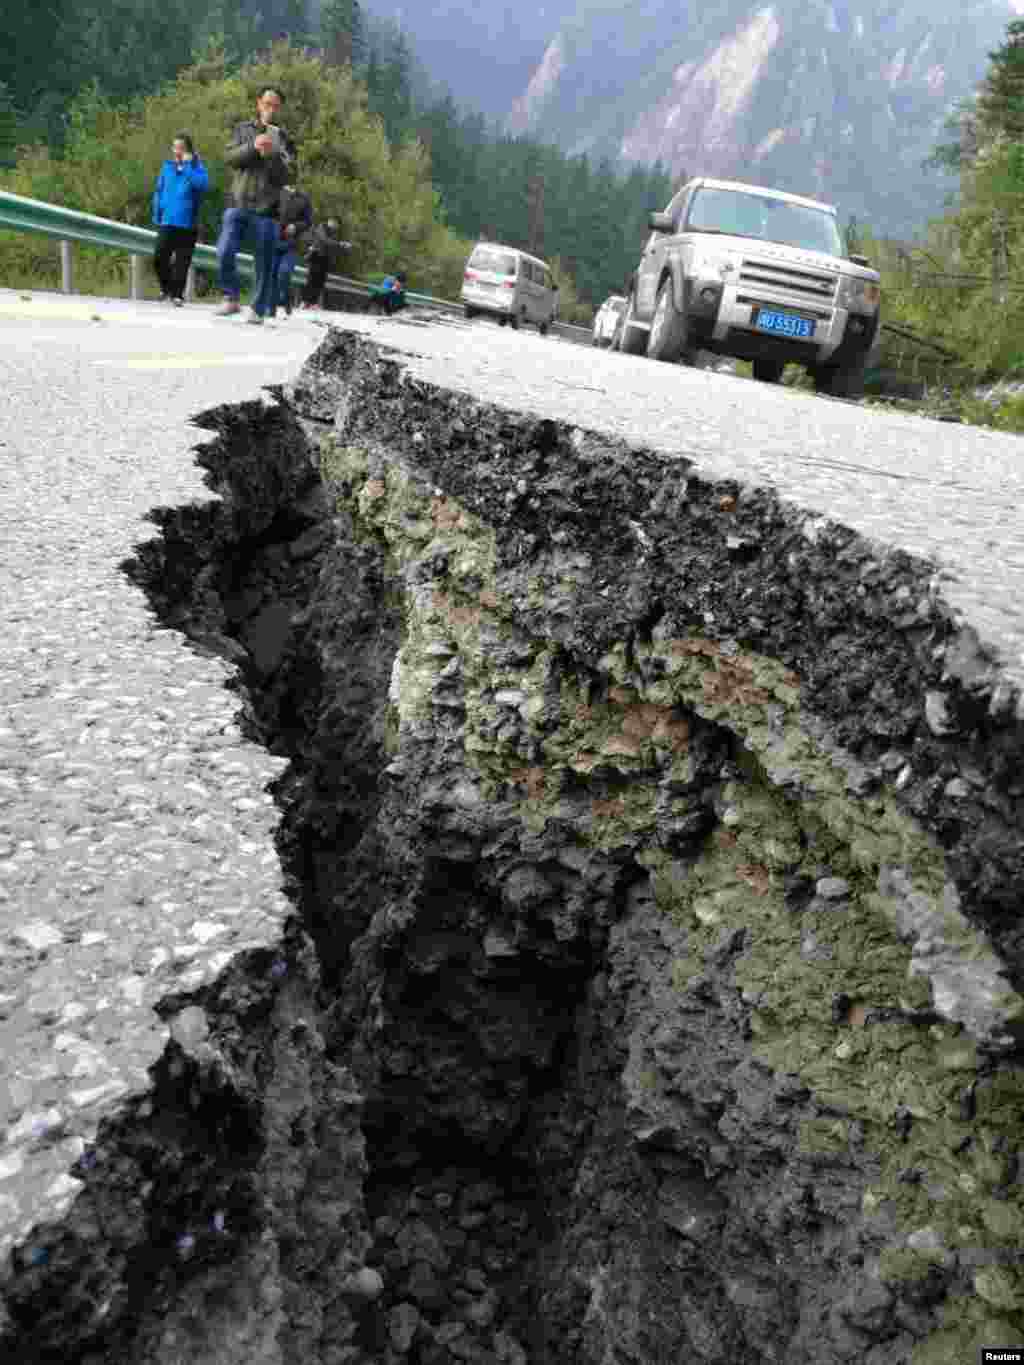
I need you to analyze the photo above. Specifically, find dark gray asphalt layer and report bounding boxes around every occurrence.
[337,309,1024,696]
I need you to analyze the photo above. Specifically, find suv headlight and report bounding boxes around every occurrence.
[689,251,730,281]
[841,276,881,309]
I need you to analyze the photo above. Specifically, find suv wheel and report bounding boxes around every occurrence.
[615,293,647,355]
[752,357,785,383]
[647,278,688,363]
[813,356,866,399]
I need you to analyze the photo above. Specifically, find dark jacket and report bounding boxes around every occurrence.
[224,119,295,215]
[275,187,313,249]
[306,222,342,261]
[151,157,209,229]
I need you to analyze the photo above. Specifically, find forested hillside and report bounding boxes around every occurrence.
[0,0,674,314]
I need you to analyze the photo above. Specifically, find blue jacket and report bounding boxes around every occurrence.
[151,157,209,229]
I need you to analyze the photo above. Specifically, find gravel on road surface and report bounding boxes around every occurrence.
[0,290,323,1261]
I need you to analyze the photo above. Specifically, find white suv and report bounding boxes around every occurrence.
[614,176,881,398]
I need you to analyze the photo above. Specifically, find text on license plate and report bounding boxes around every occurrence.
[755,309,814,338]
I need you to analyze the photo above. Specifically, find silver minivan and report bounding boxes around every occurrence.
[461,242,558,334]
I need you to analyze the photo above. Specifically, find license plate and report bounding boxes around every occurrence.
[755,309,814,339]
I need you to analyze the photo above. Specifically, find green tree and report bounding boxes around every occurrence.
[925,96,981,175]
[366,26,414,145]
[0,0,72,117]
[0,83,20,169]
[976,19,1024,143]
[60,0,215,108]
[321,0,363,67]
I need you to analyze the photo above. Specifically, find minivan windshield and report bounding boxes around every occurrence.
[685,188,843,255]
[469,246,518,276]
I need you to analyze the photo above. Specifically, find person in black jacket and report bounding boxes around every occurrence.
[268,184,312,317]
[214,87,296,324]
[300,219,352,309]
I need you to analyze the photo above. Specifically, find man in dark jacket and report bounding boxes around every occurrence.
[214,87,296,325]
[268,183,312,318]
[151,133,208,305]
[299,219,352,309]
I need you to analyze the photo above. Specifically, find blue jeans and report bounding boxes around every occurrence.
[269,245,297,316]
[216,207,278,316]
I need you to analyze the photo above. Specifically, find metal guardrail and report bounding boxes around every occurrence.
[0,188,594,342]
[0,188,308,298]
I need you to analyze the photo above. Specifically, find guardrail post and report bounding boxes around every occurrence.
[130,253,141,300]
[60,240,73,295]
[185,266,195,303]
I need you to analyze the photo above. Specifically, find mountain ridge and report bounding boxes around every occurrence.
[373,0,1022,236]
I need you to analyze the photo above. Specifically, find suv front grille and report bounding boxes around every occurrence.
[738,256,839,307]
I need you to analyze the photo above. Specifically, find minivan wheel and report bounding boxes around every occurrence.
[499,317,507,327]
[647,279,688,363]
[752,357,785,383]
[463,305,477,320]
[615,294,647,355]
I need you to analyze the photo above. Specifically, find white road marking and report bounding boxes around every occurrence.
[91,353,297,369]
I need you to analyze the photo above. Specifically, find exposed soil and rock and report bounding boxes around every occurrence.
[4,324,1024,1364]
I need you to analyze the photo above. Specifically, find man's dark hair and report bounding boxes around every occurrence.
[396,270,407,283]
[258,86,285,103]
[174,132,195,154]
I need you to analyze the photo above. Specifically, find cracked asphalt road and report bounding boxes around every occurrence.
[1,285,1022,1275]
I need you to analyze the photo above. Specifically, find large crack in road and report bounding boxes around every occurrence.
[3,322,1024,1364]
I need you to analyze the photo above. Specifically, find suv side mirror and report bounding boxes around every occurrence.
[648,212,675,233]
[849,253,872,268]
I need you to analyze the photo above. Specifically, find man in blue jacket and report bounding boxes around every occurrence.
[151,134,208,305]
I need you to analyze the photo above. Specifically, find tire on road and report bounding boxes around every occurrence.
[464,305,477,320]
[813,355,867,399]
[615,293,647,355]
[647,277,689,363]
[752,357,786,383]
[539,321,549,336]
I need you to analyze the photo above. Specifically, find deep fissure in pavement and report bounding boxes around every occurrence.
[5,329,1024,1364]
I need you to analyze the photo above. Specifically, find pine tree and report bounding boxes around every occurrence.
[0,82,19,169]
[321,0,363,68]
[976,19,1024,143]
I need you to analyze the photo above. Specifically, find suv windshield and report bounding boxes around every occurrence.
[685,188,843,255]
[469,247,518,276]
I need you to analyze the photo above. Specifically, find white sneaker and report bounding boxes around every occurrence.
[245,308,264,325]
[172,298,184,308]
